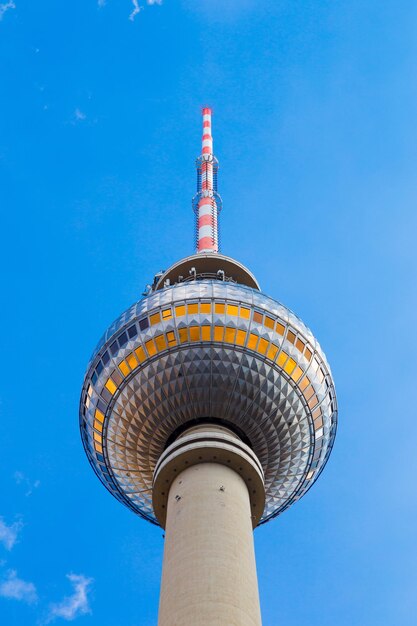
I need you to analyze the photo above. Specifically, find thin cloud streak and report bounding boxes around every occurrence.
[46,574,93,622]
[0,570,38,604]
[14,471,40,497]
[0,1,15,21]
[129,0,141,21]
[0,517,23,551]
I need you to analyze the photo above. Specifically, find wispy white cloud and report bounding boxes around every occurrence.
[97,0,106,7]
[0,569,38,604]
[0,517,23,551]
[129,0,142,21]
[147,0,162,4]
[47,574,93,622]
[73,108,86,122]
[0,1,15,21]
[14,471,40,497]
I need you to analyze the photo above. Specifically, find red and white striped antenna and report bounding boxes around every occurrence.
[192,107,222,254]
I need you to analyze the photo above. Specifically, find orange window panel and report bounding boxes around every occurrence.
[189,326,200,342]
[312,407,322,420]
[236,329,247,346]
[187,303,198,315]
[264,316,274,329]
[166,331,177,346]
[162,308,172,320]
[214,326,225,341]
[126,353,138,370]
[277,351,288,367]
[226,304,238,316]
[258,338,269,355]
[201,325,211,341]
[118,360,130,377]
[134,346,146,362]
[87,384,93,398]
[145,339,157,356]
[200,302,211,314]
[178,328,188,344]
[94,420,103,433]
[175,305,186,317]
[150,312,161,326]
[276,322,285,335]
[253,311,263,324]
[155,335,167,351]
[308,395,319,409]
[267,344,278,360]
[295,338,305,353]
[304,347,313,361]
[299,376,310,391]
[215,303,225,314]
[240,307,250,319]
[93,431,102,443]
[304,386,315,401]
[314,415,323,430]
[291,366,304,382]
[95,410,104,424]
[105,378,117,395]
[224,327,236,343]
[284,357,297,375]
[287,330,296,344]
[247,333,259,350]
[94,443,103,454]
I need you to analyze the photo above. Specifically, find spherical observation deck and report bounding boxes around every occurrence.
[79,264,337,526]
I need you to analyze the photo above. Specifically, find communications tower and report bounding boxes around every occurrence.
[80,108,337,625]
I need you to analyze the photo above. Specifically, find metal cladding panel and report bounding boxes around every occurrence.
[80,280,337,526]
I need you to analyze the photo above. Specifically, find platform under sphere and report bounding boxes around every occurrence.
[80,280,337,526]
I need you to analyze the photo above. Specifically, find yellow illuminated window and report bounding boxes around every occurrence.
[162,308,172,320]
[264,316,274,329]
[236,329,247,346]
[304,347,312,361]
[189,326,200,341]
[200,303,211,314]
[308,395,319,409]
[118,360,130,377]
[253,311,263,324]
[150,312,161,326]
[155,335,167,351]
[166,331,177,346]
[284,357,296,375]
[291,366,303,382]
[276,322,285,335]
[85,396,91,409]
[95,408,104,423]
[145,339,157,356]
[179,328,188,343]
[187,303,198,314]
[87,384,93,398]
[277,351,287,367]
[94,420,103,433]
[299,376,310,391]
[93,432,101,443]
[224,327,236,343]
[240,307,250,319]
[105,378,117,395]
[134,346,146,362]
[267,344,278,360]
[175,305,186,317]
[94,443,103,454]
[215,303,225,314]
[258,338,268,354]
[201,325,211,340]
[312,407,322,420]
[226,304,238,316]
[287,330,296,344]
[307,470,314,480]
[127,353,138,370]
[247,333,258,350]
[295,338,305,353]
[214,326,224,341]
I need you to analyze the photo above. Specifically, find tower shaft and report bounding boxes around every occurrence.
[154,424,264,626]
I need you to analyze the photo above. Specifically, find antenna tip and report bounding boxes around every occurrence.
[202,106,212,116]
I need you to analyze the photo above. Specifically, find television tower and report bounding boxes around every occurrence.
[80,108,337,625]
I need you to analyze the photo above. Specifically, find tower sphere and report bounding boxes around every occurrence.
[80,251,337,526]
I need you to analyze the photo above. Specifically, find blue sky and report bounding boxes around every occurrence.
[1,1,417,624]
